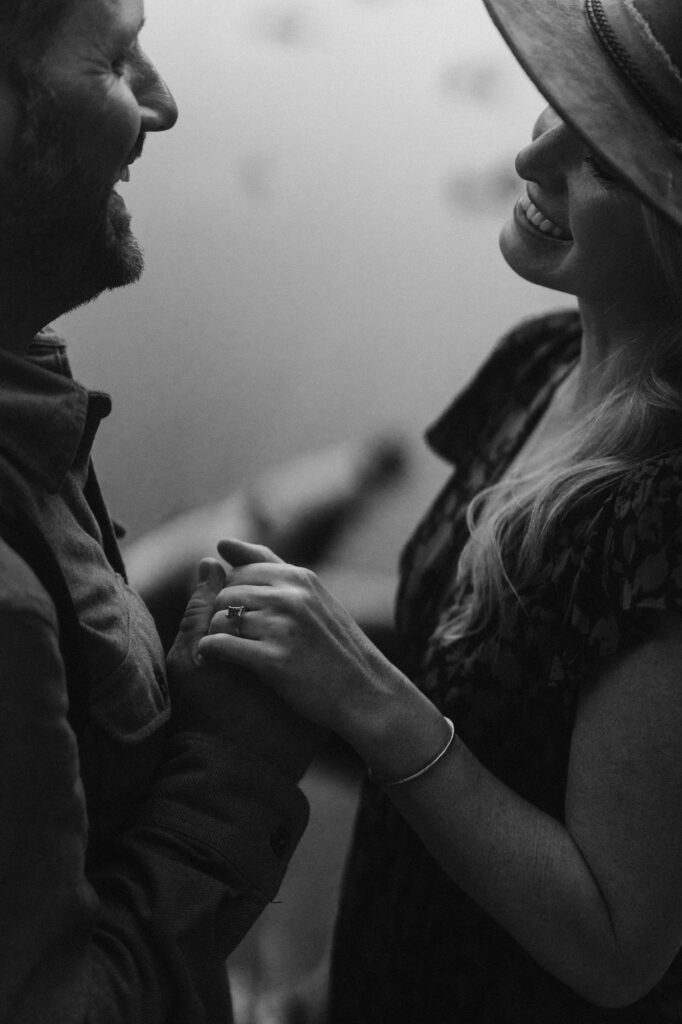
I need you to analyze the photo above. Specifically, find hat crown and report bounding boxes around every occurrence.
[633,0,682,74]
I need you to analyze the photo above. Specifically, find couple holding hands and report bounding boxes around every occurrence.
[4,0,682,1021]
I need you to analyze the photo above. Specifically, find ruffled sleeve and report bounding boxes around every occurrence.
[550,452,682,688]
[609,457,682,612]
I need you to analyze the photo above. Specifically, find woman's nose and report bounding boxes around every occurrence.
[532,105,563,142]
[515,105,574,186]
[137,53,179,133]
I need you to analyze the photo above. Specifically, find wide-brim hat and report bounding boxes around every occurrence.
[482,0,682,230]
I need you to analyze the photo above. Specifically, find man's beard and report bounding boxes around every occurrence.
[3,76,146,312]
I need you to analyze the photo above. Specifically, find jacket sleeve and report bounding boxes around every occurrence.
[0,601,309,1024]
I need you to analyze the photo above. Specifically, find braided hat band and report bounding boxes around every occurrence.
[585,0,682,152]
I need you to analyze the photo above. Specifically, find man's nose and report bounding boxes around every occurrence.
[137,54,179,133]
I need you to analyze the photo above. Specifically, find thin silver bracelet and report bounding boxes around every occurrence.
[367,717,456,788]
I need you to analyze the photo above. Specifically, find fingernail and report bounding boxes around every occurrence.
[198,560,210,582]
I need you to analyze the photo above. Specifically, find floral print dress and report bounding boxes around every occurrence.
[328,310,682,1024]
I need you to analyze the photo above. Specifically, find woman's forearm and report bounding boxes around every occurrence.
[383,729,630,1006]
[330,659,629,1004]
[197,543,682,1007]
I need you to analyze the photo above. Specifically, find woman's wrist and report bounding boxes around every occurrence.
[368,717,456,787]
[339,652,450,782]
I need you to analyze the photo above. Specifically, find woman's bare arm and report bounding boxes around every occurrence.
[199,540,682,1008]
[388,612,682,1007]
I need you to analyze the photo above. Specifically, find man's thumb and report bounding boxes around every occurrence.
[177,558,227,646]
[197,557,225,588]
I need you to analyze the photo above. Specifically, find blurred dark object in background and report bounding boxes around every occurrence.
[125,434,407,656]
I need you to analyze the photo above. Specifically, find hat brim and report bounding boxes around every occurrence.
[483,0,682,230]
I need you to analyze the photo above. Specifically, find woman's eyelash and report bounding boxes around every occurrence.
[584,149,617,184]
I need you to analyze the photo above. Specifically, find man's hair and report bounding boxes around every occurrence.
[0,0,73,77]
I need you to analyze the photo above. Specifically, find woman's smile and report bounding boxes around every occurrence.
[515,191,572,241]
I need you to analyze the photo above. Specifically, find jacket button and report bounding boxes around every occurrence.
[270,825,290,858]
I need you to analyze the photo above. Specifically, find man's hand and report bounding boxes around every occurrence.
[166,558,323,781]
[197,540,446,780]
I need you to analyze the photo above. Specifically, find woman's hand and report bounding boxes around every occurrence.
[197,539,446,776]
[166,557,323,780]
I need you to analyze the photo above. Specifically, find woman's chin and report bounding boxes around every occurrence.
[498,222,541,285]
[498,219,573,295]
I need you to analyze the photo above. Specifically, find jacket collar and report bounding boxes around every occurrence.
[0,327,111,493]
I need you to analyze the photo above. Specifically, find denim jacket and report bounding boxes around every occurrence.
[0,329,309,1023]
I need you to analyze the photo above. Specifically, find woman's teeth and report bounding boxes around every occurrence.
[519,193,571,240]
[117,166,131,184]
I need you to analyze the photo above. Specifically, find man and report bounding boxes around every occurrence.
[0,0,320,1020]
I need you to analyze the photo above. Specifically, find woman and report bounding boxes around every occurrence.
[199,0,682,1019]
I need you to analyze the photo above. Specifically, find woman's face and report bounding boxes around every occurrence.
[499,106,668,315]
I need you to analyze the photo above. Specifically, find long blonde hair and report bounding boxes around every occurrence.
[449,206,682,640]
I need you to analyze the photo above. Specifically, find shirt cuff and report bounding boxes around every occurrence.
[137,731,310,899]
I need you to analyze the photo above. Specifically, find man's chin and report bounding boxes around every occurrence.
[100,191,145,289]
[100,233,144,291]
[57,195,145,315]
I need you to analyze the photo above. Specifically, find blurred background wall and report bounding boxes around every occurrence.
[56,0,571,571]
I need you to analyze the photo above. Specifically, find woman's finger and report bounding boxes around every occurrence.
[224,561,320,596]
[208,606,264,640]
[218,537,285,567]
[214,584,269,612]
[225,563,299,588]
[197,630,266,668]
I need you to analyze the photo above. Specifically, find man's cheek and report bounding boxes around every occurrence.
[55,81,139,181]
